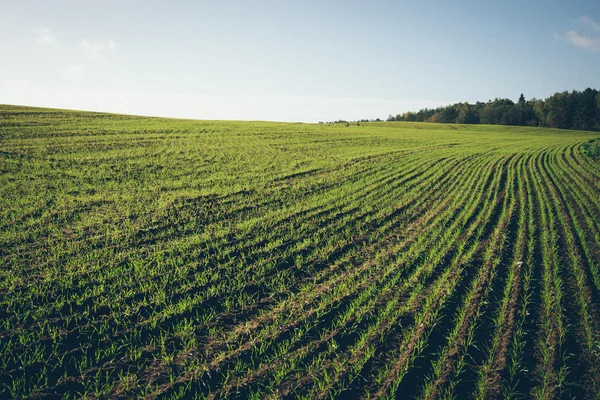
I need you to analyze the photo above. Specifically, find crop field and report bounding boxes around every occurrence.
[1,105,600,399]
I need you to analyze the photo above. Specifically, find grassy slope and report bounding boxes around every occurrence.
[1,105,599,399]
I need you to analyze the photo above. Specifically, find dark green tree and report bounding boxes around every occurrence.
[389,88,600,131]
[456,103,478,124]
[572,88,598,131]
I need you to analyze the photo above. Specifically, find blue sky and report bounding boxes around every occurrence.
[1,0,599,122]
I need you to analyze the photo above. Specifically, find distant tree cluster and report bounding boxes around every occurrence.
[388,88,600,132]
[319,118,381,125]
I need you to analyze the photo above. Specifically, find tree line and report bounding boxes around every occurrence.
[388,88,600,131]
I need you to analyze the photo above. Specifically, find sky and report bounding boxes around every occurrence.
[1,0,599,122]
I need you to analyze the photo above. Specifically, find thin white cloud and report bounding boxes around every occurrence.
[64,64,84,77]
[564,30,600,52]
[34,27,58,45]
[79,39,117,62]
[580,16,600,32]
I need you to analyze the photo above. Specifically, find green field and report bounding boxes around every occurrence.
[1,105,599,399]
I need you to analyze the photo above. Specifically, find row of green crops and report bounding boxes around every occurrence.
[1,105,599,399]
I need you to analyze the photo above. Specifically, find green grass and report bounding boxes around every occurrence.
[1,105,599,399]
[582,139,600,159]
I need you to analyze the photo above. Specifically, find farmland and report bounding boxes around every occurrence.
[1,105,599,399]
